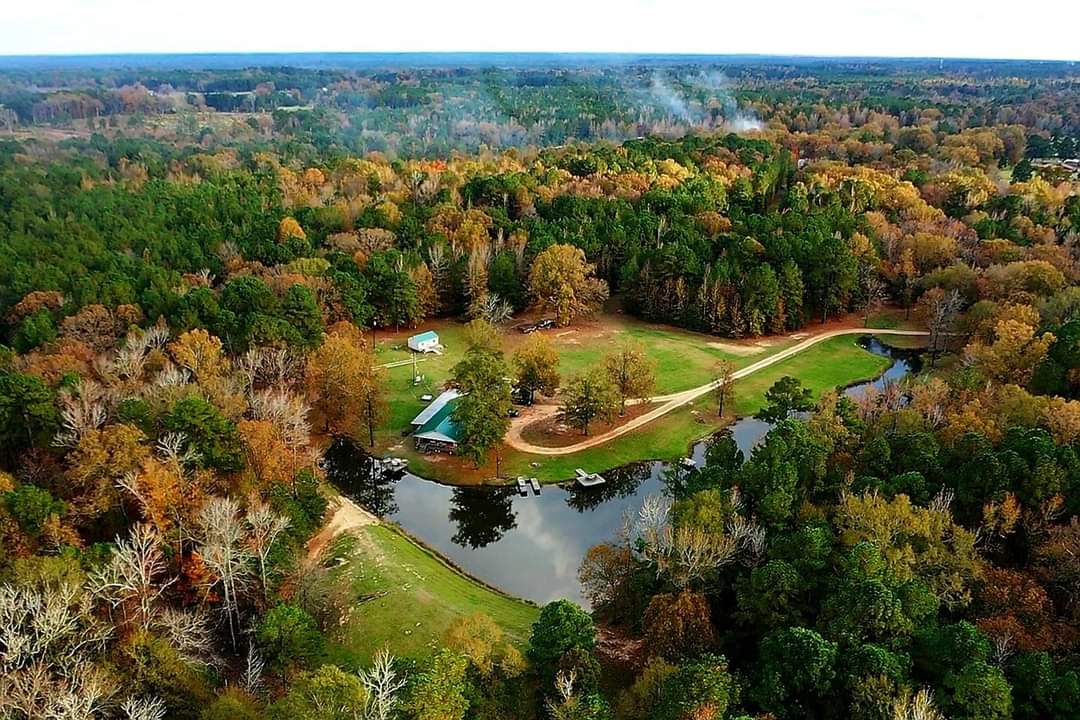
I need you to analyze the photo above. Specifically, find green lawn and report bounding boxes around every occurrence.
[732,335,892,416]
[551,322,782,394]
[373,316,781,415]
[325,524,539,665]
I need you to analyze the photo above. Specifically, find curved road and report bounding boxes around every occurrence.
[505,328,929,456]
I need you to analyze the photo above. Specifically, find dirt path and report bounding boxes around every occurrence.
[306,495,379,560]
[504,328,929,456]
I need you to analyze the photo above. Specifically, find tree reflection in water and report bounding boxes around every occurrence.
[321,437,401,517]
[563,462,652,512]
[448,486,517,548]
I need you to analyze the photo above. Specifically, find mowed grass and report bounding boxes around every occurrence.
[326,524,538,665]
[369,315,765,457]
[550,321,780,394]
[502,402,723,481]
[372,315,775,409]
[732,335,892,416]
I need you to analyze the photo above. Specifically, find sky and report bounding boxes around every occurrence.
[3,0,1079,61]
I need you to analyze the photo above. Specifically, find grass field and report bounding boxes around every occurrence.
[731,334,892,415]
[325,524,539,666]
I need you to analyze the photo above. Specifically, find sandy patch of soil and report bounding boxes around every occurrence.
[518,403,655,448]
[306,496,377,560]
[707,340,765,356]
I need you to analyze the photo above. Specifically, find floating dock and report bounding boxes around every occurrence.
[374,457,408,475]
[574,468,606,487]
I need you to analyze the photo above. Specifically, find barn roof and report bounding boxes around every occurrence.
[410,389,462,427]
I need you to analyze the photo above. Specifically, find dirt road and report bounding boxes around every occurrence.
[504,328,929,456]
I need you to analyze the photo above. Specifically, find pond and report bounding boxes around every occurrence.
[326,335,921,605]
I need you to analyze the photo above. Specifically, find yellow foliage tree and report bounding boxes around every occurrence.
[527,244,609,327]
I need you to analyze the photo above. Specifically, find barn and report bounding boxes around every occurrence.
[410,389,463,454]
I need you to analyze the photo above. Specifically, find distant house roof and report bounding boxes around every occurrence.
[410,389,462,427]
[409,330,439,344]
[414,396,462,445]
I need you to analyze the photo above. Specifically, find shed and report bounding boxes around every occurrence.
[408,330,441,353]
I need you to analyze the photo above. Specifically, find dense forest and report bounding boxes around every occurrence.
[1,56,1080,720]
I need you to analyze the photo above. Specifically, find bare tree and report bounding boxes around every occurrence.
[0,584,113,720]
[121,696,168,720]
[153,363,191,388]
[920,288,963,367]
[245,499,290,601]
[860,273,888,327]
[713,359,737,417]
[89,524,175,629]
[52,380,108,448]
[358,649,407,720]
[249,389,311,449]
[632,494,763,587]
[427,243,449,315]
[153,607,217,668]
[241,644,265,695]
[478,293,514,325]
[196,497,255,649]
[892,688,945,720]
[237,346,304,389]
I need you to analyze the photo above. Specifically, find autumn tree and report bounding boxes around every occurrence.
[513,333,560,404]
[559,368,620,435]
[641,591,716,660]
[965,313,1056,386]
[304,327,384,445]
[603,343,656,415]
[65,423,150,526]
[836,491,981,609]
[527,244,609,327]
[168,329,228,382]
[276,216,306,243]
[713,359,737,417]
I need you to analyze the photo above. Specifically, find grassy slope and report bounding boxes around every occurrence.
[326,524,538,665]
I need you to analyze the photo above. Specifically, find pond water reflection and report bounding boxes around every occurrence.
[325,335,920,605]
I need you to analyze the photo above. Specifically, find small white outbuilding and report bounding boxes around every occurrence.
[407,330,441,353]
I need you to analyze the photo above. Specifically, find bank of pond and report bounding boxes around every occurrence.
[326,336,921,605]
